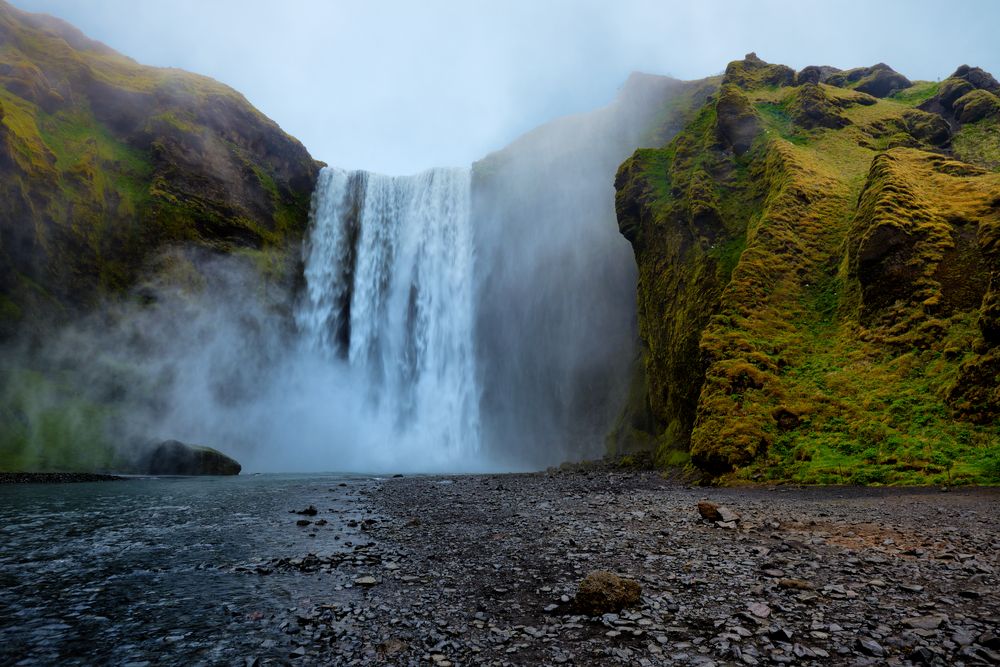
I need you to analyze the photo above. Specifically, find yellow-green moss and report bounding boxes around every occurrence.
[0,0,318,320]
[616,54,1000,485]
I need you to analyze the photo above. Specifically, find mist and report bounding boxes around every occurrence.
[3,247,512,474]
[2,74,703,473]
[471,74,711,466]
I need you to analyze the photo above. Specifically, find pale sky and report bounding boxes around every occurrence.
[10,0,1000,174]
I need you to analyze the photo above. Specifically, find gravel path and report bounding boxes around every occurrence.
[261,470,999,666]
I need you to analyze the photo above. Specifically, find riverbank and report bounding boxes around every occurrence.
[0,472,124,484]
[277,469,999,666]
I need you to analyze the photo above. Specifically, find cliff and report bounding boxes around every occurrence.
[0,0,320,335]
[616,54,1000,484]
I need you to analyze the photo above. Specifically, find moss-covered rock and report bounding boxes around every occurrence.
[950,65,1000,94]
[953,89,1000,124]
[902,109,952,147]
[938,78,977,110]
[788,83,853,129]
[827,63,912,98]
[795,65,841,86]
[616,54,1000,484]
[723,53,796,89]
[0,0,320,330]
[574,571,641,616]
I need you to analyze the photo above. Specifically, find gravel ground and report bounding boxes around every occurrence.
[253,469,999,666]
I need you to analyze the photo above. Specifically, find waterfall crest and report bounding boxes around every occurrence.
[297,167,481,461]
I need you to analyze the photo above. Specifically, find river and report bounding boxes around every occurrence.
[0,475,376,665]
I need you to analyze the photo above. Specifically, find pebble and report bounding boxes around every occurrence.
[230,467,1000,666]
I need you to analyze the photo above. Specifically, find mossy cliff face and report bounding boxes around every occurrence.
[0,1,319,332]
[617,53,1000,484]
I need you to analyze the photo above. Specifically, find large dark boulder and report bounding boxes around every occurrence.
[951,65,1000,94]
[143,440,241,476]
[953,90,1000,124]
[795,65,841,86]
[826,63,912,98]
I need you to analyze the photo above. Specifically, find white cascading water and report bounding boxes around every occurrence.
[297,167,481,464]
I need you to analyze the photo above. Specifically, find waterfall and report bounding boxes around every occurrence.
[297,167,481,461]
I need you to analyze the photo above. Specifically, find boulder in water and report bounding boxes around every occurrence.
[143,440,241,476]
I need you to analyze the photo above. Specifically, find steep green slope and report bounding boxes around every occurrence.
[0,0,319,334]
[0,1,320,472]
[617,54,1000,485]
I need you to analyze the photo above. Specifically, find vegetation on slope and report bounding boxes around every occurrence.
[0,0,319,334]
[616,53,1000,485]
[0,1,320,472]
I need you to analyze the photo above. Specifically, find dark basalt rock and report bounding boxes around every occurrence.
[826,63,912,98]
[951,65,1000,94]
[953,89,1000,124]
[142,439,241,476]
[795,65,841,86]
[902,109,952,147]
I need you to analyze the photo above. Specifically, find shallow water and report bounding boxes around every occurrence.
[0,475,373,665]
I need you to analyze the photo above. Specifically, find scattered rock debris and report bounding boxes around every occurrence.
[235,469,999,665]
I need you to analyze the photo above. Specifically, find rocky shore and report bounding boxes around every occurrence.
[248,469,999,666]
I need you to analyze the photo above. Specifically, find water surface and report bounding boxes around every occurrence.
[0,475,373,665]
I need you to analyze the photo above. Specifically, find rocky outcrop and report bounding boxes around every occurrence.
[0,0,320,334]
[141,439,241,476]
[616,54,1000,484]
[917,66,1000,157]
[788,83,873,130]
[826,63,912,98]
[795,65,841,86]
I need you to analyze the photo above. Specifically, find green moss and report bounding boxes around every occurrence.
[0,293,22,322]
[953,89,1000,124]
[888,81,940,107]
[953,118,1000,170]
[755,101,809,145]
[615,53,1000,484]
[0,368,120,472]
[0,0,318,326]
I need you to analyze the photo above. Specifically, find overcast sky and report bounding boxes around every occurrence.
[10,0,1000,174]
